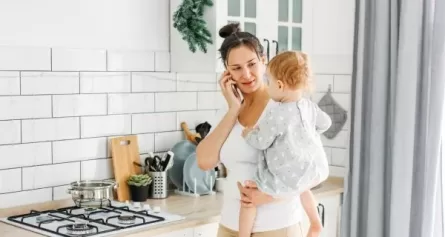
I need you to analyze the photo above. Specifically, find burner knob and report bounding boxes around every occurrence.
[153,206,161,213]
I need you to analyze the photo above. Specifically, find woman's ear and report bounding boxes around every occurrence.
[260,55,266,64]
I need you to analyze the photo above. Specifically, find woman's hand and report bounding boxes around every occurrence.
[219,71,242,112]
[237,181,274,207]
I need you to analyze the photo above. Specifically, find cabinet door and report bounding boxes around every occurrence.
[272,0,313,57]
[226,0,276,63]
[317,195,341,237]
[194,223,219,237]
[154,228,194,237]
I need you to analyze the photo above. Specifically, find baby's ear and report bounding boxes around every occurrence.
[277,80,284,89]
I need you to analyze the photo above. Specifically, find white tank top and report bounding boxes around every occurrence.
[212,100,303,232]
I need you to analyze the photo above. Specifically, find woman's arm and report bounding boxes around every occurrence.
[196,108,239,170]
[197,71,242,170]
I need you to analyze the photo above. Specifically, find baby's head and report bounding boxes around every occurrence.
[266,51,312,102]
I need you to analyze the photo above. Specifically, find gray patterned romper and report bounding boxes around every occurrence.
[244,98,332,197]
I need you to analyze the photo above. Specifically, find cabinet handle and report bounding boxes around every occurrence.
[263,39,270,62]
[317,203,325,227]
[272,40,279,55]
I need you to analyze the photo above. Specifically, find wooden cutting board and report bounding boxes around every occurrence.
[110,135,142,202]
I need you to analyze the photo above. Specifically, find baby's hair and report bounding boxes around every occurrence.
[267,51,312,91]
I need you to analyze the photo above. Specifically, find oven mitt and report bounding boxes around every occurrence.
[317,87,347,139]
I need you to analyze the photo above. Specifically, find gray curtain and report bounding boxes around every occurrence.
[341,0,445,237]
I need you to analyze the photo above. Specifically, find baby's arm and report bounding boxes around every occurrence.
[242,108,283,150]
[315,104,332,133]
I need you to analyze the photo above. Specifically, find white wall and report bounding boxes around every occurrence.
[0,0,355,208]
[0,0,169,51]
[311,0,355,174]
[0,0,222,208]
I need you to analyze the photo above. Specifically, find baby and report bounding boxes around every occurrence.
[239,51,332,237]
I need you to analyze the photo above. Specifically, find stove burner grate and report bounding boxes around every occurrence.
[62,223,97,236]
[117,215,136,225]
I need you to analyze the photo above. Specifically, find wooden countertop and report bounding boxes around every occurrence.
[0,177,344,237]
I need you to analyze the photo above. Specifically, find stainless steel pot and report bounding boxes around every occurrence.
[67,180,118,207]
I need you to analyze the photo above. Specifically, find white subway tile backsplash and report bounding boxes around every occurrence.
[324,147,333,164]
[197,92,225,110]
[0,46,50,71]
[331,148,348,167]
[22,117,80,143]
[312,54,353,75]
[154,131,184,152]
[137,133,155,154]
[80,72,131,93]
[0,71,20,95]
[155,92,197,112]
[321,130,349,148]
[131,72,176,92]
[177,73,218,91]
[155,52,171,72]
[0,120,21,145]
[52,48,106,71]
[81,115,131,138]
[314,74,334,92]
[108,93,155,114]
[0,142,52,169]
[334,75,352,93]
[53,185,71,200]
[0,188,52,208]
[132,113,177,134]
[0,169,21,194]
[81,159,113,180]
[0,96,51,120]
[53,137,107,163]
[21,72,79,95]
[176,110,217,130]
[22,162,80,190]
[53,94,107,117]
[107,50,155,71]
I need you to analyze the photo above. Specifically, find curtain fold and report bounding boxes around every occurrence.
[341,0,445,236]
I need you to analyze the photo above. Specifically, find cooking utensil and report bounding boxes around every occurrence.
[195,121,212,143]
[180,122,201,145]
[161,151,174,171]
[67,180,118,207]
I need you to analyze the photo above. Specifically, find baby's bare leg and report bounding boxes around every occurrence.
[239,205,257,237]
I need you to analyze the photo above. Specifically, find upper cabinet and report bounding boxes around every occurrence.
[170,0,313,73]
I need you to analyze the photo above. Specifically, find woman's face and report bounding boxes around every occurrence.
[226,46,266,94]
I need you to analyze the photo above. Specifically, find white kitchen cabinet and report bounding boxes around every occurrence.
[300,194,342,237]
[170,0,313,73]
[193,222,219,237]
[154,227,194,237]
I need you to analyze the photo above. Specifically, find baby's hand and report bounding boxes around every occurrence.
[242,127,254,137]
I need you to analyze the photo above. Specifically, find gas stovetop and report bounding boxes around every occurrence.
[1,200,184,237]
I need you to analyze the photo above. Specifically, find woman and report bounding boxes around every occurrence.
[196,23,321,236]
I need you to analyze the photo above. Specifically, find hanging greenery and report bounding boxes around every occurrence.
[173,0,213,53]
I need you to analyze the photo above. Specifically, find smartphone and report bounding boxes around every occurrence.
[231,83,241,99]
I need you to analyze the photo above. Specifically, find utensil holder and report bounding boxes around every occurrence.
[148,171,168,199]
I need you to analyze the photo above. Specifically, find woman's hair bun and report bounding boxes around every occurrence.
[219,22,241,38]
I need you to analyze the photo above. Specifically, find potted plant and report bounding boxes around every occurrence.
[127,174,152,202]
